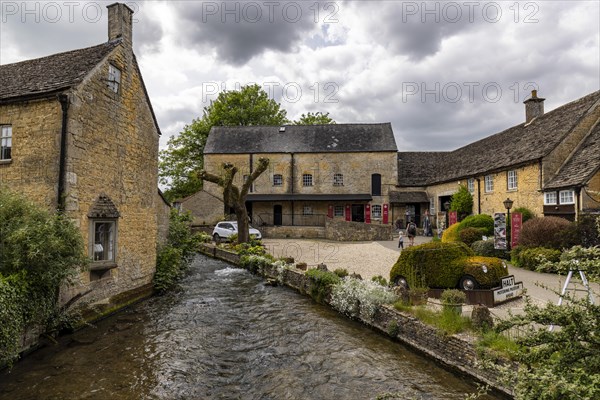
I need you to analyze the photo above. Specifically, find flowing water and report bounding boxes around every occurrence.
[0,255,501,400]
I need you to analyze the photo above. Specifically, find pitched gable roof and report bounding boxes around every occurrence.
[398,90,600,186]
[0,41,120,103]
[204,123,397,154]
[545,122,600,190]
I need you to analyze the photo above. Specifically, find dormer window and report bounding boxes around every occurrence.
[108,64,121,93]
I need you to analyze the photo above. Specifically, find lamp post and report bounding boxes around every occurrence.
[503,198,514,251]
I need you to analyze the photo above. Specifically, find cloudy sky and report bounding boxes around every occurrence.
[1,0,599,151]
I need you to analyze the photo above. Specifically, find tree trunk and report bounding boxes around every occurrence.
[236,203,250,243]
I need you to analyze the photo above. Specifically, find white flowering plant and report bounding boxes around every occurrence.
[330,277,399,321]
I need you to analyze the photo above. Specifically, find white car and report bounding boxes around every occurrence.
[212,221,262,243]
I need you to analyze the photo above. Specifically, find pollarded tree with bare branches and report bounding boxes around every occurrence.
[199,158,269,243]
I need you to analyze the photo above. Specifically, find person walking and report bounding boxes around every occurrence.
[406,219,417,246]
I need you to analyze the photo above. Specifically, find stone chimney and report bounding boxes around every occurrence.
[107,3,133,47]
[523,89,545,124]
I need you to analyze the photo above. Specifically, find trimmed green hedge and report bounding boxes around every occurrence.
[390,242,473,288]
[450,256,508,288]
[441,223,461,243]
[457,214,494,236]
[511,247,561,271]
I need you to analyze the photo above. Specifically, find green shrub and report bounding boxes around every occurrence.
[449,185,473,220]
[441,223,461,242]
[519,216,574,249]
[440,289,466,306]
[333,268,349,278]
[371,275,388,286]
[449,256,508,288]
[472,239,509,259]
[240,255,274,274]
[567,214,600,248]
[459,227,486,246]
[512,247,561,271]
[233,242,267,257]
[305,269,341,304]
[390,241,473,288]
[457,214,494,236]
[154,245,184,293]
[387,320,400,337]
[536,245,600,279]
[512,207,534,224]
[153,209,203,292]
[0,189,87,365]
[330,278,398,321]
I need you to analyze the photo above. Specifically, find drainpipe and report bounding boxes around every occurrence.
[290,153,295,225]
[476,178,481,215]
[57,94,69,212]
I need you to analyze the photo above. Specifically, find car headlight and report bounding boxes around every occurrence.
[482,265,488,273]
[502,261,508,269]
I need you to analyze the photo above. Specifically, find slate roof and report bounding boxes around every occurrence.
[398,90,600,186]
[246,193,373,202]
[0,41,120,103]
[389,190,430,203]
[204,123,397,154]
[545,122,600,190]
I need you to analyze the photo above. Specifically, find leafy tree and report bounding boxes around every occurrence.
[293,111,335,125]
[200,158,270,243]
[159,84,288,201]
[493,295,600,399]
[449,185,473,221]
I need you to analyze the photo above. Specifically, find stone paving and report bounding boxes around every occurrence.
[263,236,599,320]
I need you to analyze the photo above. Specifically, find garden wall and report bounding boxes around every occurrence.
[325,219,393,241]
[199,244,512,398]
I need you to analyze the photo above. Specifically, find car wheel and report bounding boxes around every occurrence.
[459,275,479,291]
[213,233,221,244]
[393,275,409,289]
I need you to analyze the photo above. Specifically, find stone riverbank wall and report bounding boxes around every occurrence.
[199,244,513,398]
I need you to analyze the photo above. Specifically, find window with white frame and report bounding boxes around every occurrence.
[334,205,344,217]
[467,178,475,193]
[333,173,344,186]
[302,174,313,186]
[484,175,494,192]
[544,192,557,205]
[1,125,12,160]
[559,190,575,204]
[371,204,382,218]
[507,170,518,190]
[273,174,283,186]
[108,64,121,93]
[91,220,116,262]
[303,205,313,215]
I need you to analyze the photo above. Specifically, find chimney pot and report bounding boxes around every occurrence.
[523,89,545,124]
[107,3,133,47]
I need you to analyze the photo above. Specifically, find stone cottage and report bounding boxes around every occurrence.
[201,124,399,233]
[0,3,166,306]
[394,90,600,224]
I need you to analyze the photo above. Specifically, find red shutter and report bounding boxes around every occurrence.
[345,205,351,221]
[365,204,371,223]
[383,204,389,224]
[327,205,333,218]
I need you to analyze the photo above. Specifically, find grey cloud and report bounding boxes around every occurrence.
[171,1,325,65]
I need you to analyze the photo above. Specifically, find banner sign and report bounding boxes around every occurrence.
[383,204,389,224]
[511,212,522,249]
[494,212,507,250]
[448,211,458,226]
[436,212,446,231]
[365,204,371,224]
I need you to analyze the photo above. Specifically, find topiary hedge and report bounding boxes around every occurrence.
[511,247,561,271]
[450,256,508,288]
[456,214,494,236]
[441,223,461,243]
[390,241,473,288]
[459,227,486,246]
